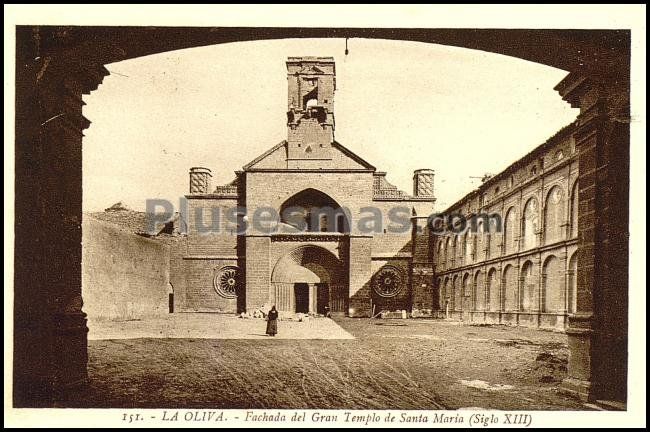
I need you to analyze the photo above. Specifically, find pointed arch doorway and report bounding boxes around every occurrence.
[271,245,347,315]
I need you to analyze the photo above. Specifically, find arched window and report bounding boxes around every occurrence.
[488,217,499,259]
[520,260,537,311]
[544,186,565,244]
[570,181,579,238]
[542,255,562,313]
[473,270,484,311]
[453,276,461,311]
[504,207,517,254]
[522,197,539,250]
[503,265,517,311]
[462,273,471,298]
[487,268,499,312]
[476,221,485,261]
[168,282,175,313]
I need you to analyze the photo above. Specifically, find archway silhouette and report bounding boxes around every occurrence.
[13,25,631,406]
[279,188,350,233]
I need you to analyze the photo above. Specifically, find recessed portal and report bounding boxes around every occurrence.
[271,245,347,314]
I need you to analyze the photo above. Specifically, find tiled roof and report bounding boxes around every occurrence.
[85,207,183,242]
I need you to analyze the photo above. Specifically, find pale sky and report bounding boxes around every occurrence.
[82,38,578,212]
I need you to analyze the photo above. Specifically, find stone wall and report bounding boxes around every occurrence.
[170,196,243,313]
[82,216,171,322]
[370,258,411,313]
[348,236,373,317]
[169,239,241,313]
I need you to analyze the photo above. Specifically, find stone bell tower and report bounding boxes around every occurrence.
[286,57,336,168]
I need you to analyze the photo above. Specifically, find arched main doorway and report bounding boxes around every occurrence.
[271,245,347,314]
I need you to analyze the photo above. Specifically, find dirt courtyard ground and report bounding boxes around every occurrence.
[63,316,589,410]
[88,313,355,340]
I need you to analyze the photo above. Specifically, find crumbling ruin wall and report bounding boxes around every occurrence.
[82,216,171,321]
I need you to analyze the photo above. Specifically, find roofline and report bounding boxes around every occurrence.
[241,139,377,172]
[241,140,287,171]
[332,140,376,170]
[441,120,578,214]
[245,168,375,173]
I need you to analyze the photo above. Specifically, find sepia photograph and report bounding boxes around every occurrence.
[5,4,646,428]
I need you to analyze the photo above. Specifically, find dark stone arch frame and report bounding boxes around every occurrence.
[13,26,630,406]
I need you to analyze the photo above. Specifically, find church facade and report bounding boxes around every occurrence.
[170,57,437,317]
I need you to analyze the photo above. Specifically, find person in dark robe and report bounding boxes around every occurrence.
[266,305,279,336]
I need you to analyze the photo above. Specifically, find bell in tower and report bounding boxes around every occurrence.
[286,57,336,168]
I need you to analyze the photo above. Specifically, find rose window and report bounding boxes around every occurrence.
[373,266,403,298]
[214,266,240,299]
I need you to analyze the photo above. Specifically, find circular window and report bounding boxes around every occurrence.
[213,266,241,299]
[373,266,403,298]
